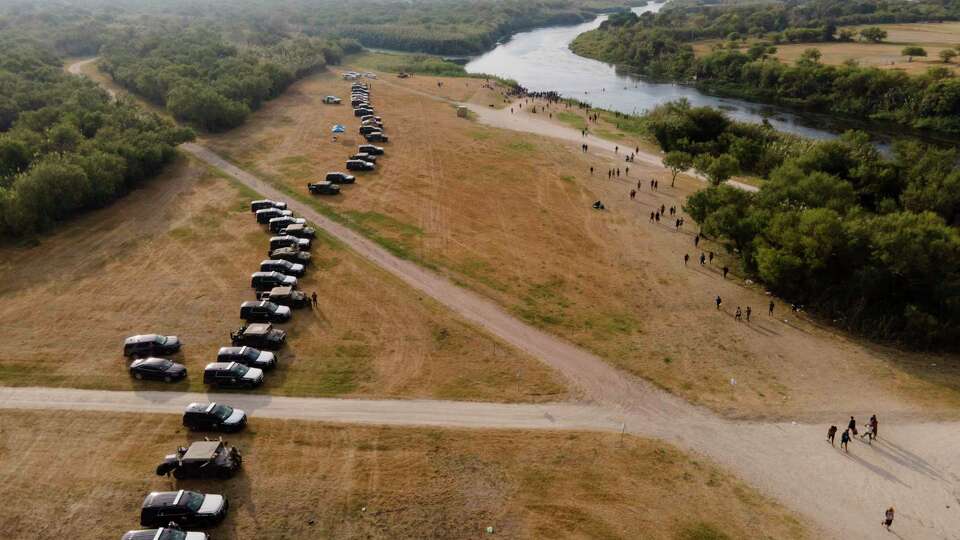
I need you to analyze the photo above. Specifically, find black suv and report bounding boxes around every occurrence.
[307,181,341,195]
[203,362,264,389]
[346,159,375,171]
[121,527,208,540]
[217,346,277,369]
[364,131,389,143]
[231,323,286,350]
[358,144,384,155]
[260,258,305,276]
[255,207,292,224]
[257,286,310,309]
[155,440,242,480]
[268,247,312,265]
[268,216,305,233]
[240,300,291,323]
[250,199,286,212]
[183,402,247,432]
[269,235,310,251]
[123,334,181,357]
[325,172,355,184]
[139,490,228,528]
[279,223,316,239]
[349,153,376,164]
[130,358,187,382]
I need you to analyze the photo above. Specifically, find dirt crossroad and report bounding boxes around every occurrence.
[42,60,960,539]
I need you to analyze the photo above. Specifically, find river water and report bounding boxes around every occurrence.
[465,2,844,140]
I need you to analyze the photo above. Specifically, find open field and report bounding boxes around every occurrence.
[0,156,566,402]
[200,67,960,420]
[0,409,809,539]
[693,22,960,75]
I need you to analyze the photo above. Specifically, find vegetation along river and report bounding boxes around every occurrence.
[466,2,871,142]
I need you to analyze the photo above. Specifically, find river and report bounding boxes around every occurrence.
[465,2,848,141]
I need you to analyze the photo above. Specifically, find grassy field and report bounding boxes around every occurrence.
[348,51,471,77]
[693,22,960,75]
[0,409,809,539]
[0,156,566,402]
[201,68,960,420]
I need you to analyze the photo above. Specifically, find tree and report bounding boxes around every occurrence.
[902,46,927,62]
[939,48,958,63]
[695,153,740,186]
[837,29,856,42]
[663,151,694,187]
[859,27,887,43]
[797,48,822,66]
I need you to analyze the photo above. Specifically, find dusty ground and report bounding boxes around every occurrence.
[0,409,808,539]
[0,156,566,402]
[693,22,960,75]
[201,67,960,421]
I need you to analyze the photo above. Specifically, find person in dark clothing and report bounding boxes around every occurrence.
[715,295,722,310]
[708,251,715,263]
[883,507,895,530]
[735,306,742,321]
[848,416,858,436]
[745,306,751,321]
[649,211,655,222]
[827,425,838,446]
[870,415,878,440]
[684,253,690,266]
[694,234,700,247]
[722,266,729,279]
[630,189,636,200]
[590,166,594,175]
[841,429,851,452]
[311,291,318,308]
[768,300,775,316]
[699,253,706,266]
[592,200,605,210]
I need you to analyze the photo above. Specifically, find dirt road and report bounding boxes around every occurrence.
[61,61,960,539]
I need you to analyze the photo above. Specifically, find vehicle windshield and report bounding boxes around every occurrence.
[211,403,234,420]
[183,491,205,512]
[241,348,259,361]
[159,530,187,540]
[153,336,168,344]
[229,363,249,376]
[264,302,279,311]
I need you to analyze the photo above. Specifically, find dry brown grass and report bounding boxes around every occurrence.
[201,68,960,420]
[693,22,960,75]
[0,409,809,539]
[0,156,566,402]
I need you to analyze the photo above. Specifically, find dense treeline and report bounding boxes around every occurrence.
[99,31,356,131]
[647,101,960,348]
[571,0,960,134]
[0,41,193,237]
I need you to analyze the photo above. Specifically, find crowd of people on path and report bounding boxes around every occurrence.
[828,415,879,453]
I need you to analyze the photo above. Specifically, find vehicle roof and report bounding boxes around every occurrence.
[142,490,191,509]
[270,286,294,295]
[205,362,237,371]
[125,334,160,344]
[217,346,244,355]
[244,323,272,334]
[185,402,215,413]
[133,357,171,366]
[283,223,305,231]
[255,207,281,213]
[181,440,223,461]
[241,300,268,308]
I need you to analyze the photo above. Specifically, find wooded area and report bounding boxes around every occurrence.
[644,101,960,348]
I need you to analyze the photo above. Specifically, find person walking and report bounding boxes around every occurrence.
[882,507,895,530]
[694,234,700,247]
[870,414,879,440]
[615,145,619,154]
[722,266,729,279]
[768,300,775,316]
[311,291,318,308]
[861,422,874,444]
[827,425,838,446]
[699,253,706,266]
[630,189,636,200]
[684,253,690,266]
[660,204,666,215]
[735,306,742,321]
[708,251,715,263]
[625,166,630,176]
[745,306,751,321]
[649,211,655,223]
[848,416,858,437]
[841,429,851,452]
[590,166,594,175]
[715,295,722,310]
[655,212,660,223]
[637,180,642,189]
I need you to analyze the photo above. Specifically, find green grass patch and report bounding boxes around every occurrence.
[451,258,509,293]
[349,51,469,77]
[556,111,587,130]
[469,129,492,140]
[560,174,576,184]
[505,140,536,153]
[676,522,731,540]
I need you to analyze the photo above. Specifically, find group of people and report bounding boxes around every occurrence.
[828,415,879,452]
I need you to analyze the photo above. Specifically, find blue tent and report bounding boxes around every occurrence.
[331,124,346,133]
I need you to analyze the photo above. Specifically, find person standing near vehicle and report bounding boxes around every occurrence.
[311,291,318,308]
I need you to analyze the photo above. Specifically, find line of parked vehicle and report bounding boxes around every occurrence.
[118,198,318,538]
[308,81,388,196]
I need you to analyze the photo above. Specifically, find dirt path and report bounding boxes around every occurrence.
[63,61,960,539]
